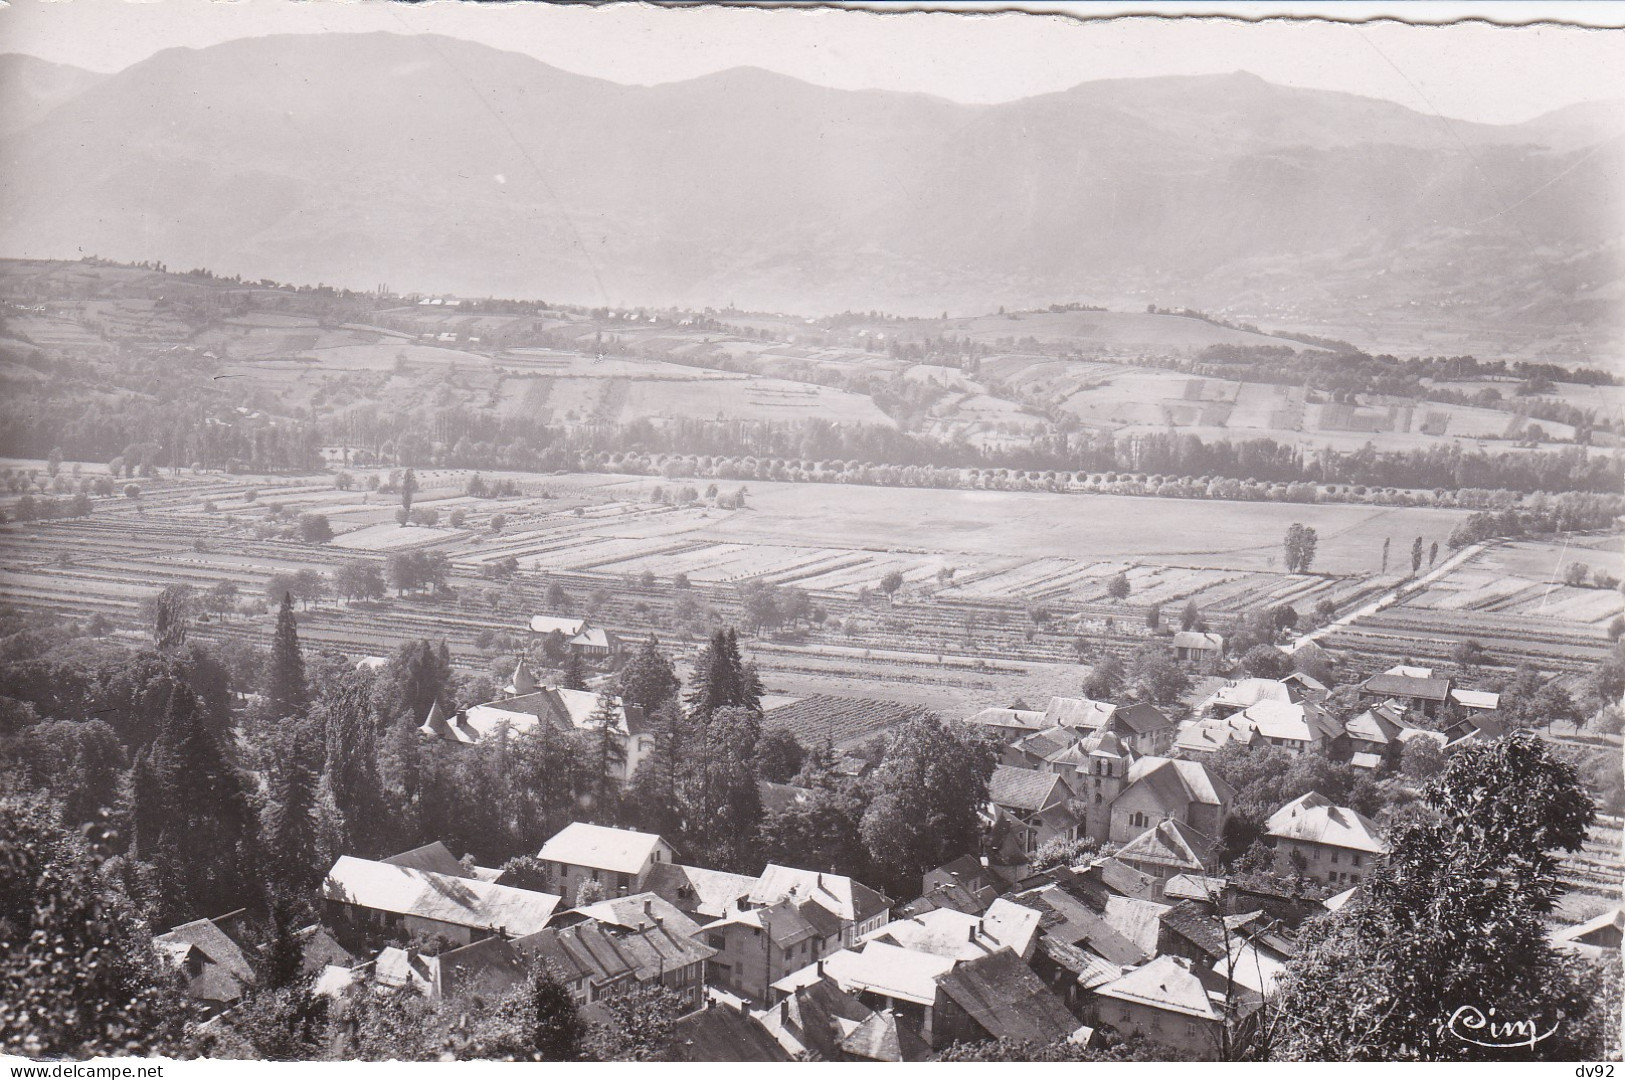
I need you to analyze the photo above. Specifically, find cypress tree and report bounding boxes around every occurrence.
[266,592,308,719]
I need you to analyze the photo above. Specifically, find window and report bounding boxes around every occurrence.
[1330,849,1340,864]
[707,933,727,950]
[783,948,793,961]
[1352,853,1363,867]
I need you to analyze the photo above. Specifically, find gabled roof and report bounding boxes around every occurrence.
[530,615,587,636]
[643,862,758,920]
[1240,699,1342,743]
[1164,874,1229,904]
[383,841,471,879]
[1172,631,1225,651]
[771,941,955,1006]
[1159,901,1230,960]
[504,659,538,697]
[1004,882,1149,967]
[936,948,1077,1044]
[1088,857,1162,902]
[1346,705,1405,746]
[1361,672,1451,701]
[437,936,528,1000]
[1012,726,1080,761]
[1203,678,1292,712]
[513,916,716,987]
[323,856,561,936]
[1554,907,1624,950]
[865,898,1040,961]
[1450,688,1500,711]
[539,822,670,875]
[154,915,255,1004]
[571,892,704,940]
[1044,696,1118,730]
[1323,886,1359,912]
[672,1006,793,1062]
[1265,792,1387,854]
[761,978,874,1060]
[1095,954,1257,1022]
[1174,716,1256,755]
[964,707,1049,734]
[1122,756,1235,810]
[569,627,615,650]
[435,688,645,746]
[989,764,1070,813]
[1117,819,1217,874]
[1112,702,1174,735]
[752,864,891,925]
[839,1006,931,1062]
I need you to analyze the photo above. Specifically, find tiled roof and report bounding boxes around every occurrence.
[989,765,1068,812]
[1172,631,1225,651]
[571,892,704,940]
[1112,702,1174,735]
[530,615,587,636]
[758,780,817,815]
[1012,726,1080,761]
[864,899,1040,961]
[1122,756,1235,810]
[643,862,758,920]
[1241,699,1342,743]
[382,841,470,878]
[539,822,669,875]
[753,864,892,925]
[1203,678,1292,711]
[1095,954,1256,1021]
[323,856,561,936]
[1362,673,1451,701]
[154,915,255,1005]
[760,979,874,1060]
[838,1006,931,1062]
[1044,696,1118,730]
[1174,716,1255,755]
[772,941,955,1006]
[1164,874,1229,903]
[1116,819,1217,873]
[1265,792,1387,854]
[672,1006,792,1062]
[965,707,1049,733]
[1158,901,1228,959]
[936,948,1078,1044]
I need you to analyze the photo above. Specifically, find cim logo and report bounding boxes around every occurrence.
[1441,1005,1558,1050]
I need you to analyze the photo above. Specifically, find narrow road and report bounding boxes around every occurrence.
[1285,540,1494,654]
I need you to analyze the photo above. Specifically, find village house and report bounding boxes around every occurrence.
[1110,702,1178,755]
[421,687,652,781]
[919,855,1002,910]
[321,855,561,949]
[931,948,1083,1048]
[153,910,256,1018]
[1358,665,1453,720]
[770,941,957,1045]
[963,706,1050,744]
[1173,714,1257,757]
[1344,701,1408,767]
[644,862,762,921]
[750,863,892,946]
[529,614,621,662]
[758,979,931,1062]
[671,1002,793,1062]
[701,894,844,1002]
[514,900,716,1011]
[1172,631,1226,666]
[373,936,528,1003]
[1113,819,1220,897]
[1043,695,1119,731]
[864,898,1042,963]
[1265,792,1387,887]
[537,822,677,900]
[1197,678,1294,719]
[1108,756,1233,845]
[1092,954,1261,1059]
[1239,698,1346,757]
[988,764,1080,859]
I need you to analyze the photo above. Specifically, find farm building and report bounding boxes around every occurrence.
[963,706,1050,743]
[420,687,652,780]
[1172,631,1225,663]
[528,615,620,661]
[537,822,677,900]
[1197,678,1293,718]
[1265,792,1386,887]
[1358,665,1452,720]
[321,855,561,948]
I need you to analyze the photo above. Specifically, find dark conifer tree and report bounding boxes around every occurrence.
[261,719,322,889]
[560,648,587,691]
[265,592,308,719]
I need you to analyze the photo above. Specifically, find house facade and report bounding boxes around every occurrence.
[1265,792,1387,887]
[537,822,677,900]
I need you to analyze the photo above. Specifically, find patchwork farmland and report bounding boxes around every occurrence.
[8,461,1607,722]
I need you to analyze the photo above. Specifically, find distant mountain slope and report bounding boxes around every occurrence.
[0,32,1617,347]
[0,54,106,137]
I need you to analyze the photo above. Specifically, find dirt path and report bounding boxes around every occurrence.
[1286,540,1493,654]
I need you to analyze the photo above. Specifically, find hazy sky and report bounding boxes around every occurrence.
[1,0,1622,124]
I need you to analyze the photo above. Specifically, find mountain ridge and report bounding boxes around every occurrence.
[0,31,1617,344]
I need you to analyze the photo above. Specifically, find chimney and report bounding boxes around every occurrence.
[815,959,825,978]
[968,924,977,943]
[707,997,717,1010]
[643,897,653,917]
